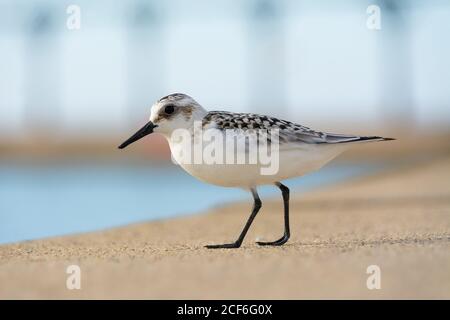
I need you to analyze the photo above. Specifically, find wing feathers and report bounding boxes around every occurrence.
[203,111,395,145]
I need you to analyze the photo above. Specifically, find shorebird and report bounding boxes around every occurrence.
[119,93,394,249]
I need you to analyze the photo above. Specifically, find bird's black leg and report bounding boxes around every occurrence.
[257,182,290,246]
[206,188,262,249]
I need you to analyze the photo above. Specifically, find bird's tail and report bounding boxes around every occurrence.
[323,134,396,144]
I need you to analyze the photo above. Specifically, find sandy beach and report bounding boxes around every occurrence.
[1,153,449,299]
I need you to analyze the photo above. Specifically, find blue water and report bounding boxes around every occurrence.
[0,161,380,244]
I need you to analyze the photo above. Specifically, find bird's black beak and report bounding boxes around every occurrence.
[118,121,157,149]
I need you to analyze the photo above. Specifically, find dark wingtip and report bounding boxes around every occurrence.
[360,136,396,142]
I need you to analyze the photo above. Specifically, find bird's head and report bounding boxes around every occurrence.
[118,93,206,149]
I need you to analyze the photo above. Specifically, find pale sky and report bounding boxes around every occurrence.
[1,0,449,137]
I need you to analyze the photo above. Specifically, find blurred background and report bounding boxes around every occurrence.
[1,0,449,244]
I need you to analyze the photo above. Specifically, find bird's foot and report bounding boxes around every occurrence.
[205,242,241,249]
[256,235,289,246]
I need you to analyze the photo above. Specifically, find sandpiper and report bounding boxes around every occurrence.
[119,93,394,249]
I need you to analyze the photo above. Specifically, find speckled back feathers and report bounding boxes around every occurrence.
[202,111,389,145]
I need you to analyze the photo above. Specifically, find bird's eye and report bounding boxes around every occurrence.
[164,105,175,114]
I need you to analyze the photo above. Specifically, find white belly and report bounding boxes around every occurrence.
[168,135,349,188]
